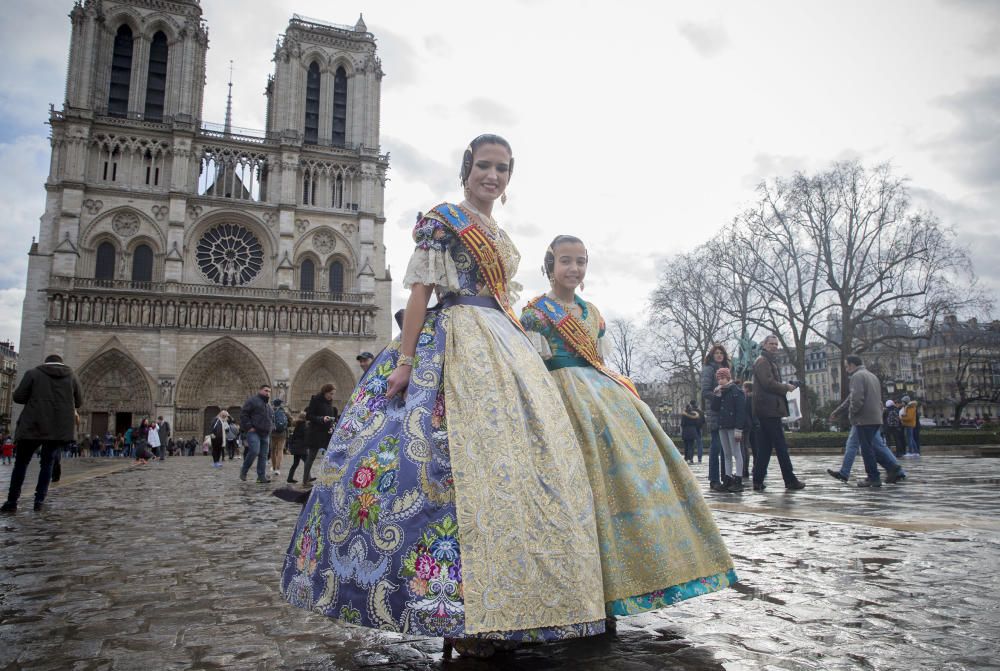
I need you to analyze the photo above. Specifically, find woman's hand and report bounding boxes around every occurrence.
[385,364,412,400]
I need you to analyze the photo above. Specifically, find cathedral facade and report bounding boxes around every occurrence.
[18,0,391,438]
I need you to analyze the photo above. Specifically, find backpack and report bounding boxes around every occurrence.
[885,408,901,428]
[273,408,289,434]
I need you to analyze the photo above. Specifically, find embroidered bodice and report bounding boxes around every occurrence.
[520,295,605,370]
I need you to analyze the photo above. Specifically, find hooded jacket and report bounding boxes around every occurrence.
[13,362,83,442]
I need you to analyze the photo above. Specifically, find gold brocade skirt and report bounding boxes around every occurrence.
[443,305,606,634]
[549,365,736,610]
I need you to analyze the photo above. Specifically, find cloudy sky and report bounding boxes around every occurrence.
[1,0,997,348]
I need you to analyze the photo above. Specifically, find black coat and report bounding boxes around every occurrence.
[14,363,82,442]
[305,393,338,452]
[287,422,308,456]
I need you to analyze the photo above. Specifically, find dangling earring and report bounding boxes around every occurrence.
[501,192,507,205]
[579,281,585,292]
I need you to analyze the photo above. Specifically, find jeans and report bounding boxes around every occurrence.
[855,425,883,483]
[904,427,919,454]
[839,427,903,480]
[753,417,799,486]
[695,429,704,462]
[718,429,744,478]
[6,440,60,506]
[241,431,270,480]
[708,429,724,484]
[682,437,696,461]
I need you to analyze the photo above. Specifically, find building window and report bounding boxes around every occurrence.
[329,260,344,295]
[300,259,315,292]
[332,174,344,208]
[108,25,134,117]
[304,62,320,144]
[131,244,153,282]
[195,223,264,286]
[144,31,168,121]
[332,66,347,145]
[95,242,116,280]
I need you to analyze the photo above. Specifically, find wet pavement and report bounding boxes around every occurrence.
[1,452,998,670]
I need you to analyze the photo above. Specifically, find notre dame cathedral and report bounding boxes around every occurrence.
[18,0,391,438]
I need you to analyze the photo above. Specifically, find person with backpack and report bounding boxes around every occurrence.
[883,400,905,457]
[269,398,289,478]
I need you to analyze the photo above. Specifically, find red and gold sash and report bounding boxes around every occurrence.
[526,295,640,398]
[427,203,525,334]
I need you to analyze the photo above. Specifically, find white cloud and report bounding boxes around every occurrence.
[0,135,50,289]
[0,288,25,349]
[677,19,731,58]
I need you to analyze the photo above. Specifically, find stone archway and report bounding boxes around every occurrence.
[77,348,155,437]
[175,337,270,434]
[289,349,356,416]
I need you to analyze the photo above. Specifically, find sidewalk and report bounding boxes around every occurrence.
[1,454,997,670]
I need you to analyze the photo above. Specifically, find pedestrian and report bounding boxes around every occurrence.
[2,354,82,513]
[279,135,607,656]
[521,234,736,626]
[89,434,100,458]
[741,381,757,479]
[146,420,161,462]
[156,416,171,460]
[209,410,231,468]
[123,426,133,458]
[239,384,274,483]
[680,401,700,464]
[839,355,891,487]
[284,411,308,484]
[269,398,289,477]
[1,437,13,465]
[882,400,906,457]
[750,335,805,491]
[711,367,746,492]
[701,343,731,492]
[899,395,919,456]
[356,351,374,375]
[303,383,338,485]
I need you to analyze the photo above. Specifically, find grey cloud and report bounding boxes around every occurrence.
[423,34,453,59]
[0,136,50,290]
[383,135,456,196]
[0,3,69,134]
[932,76,1000,189]
[940,0,1000,53]
[677,19,731,58]
[742,153,809,188]
[464,98,518,128]
[370,25,418,88]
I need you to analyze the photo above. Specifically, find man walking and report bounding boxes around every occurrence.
[1,354,82,513]
[240,384,274,483]
[842,355,888,487]
[751,335,805,491]
[827,391,906,486]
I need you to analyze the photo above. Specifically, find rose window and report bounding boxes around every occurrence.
[195,223,264,286]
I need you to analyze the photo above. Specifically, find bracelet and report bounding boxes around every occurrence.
[397,353,414,367]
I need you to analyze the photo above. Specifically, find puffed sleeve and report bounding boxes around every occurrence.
[519,304,553,359]
[402,213,463,293]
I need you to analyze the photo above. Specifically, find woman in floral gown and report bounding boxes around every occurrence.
[520,235,737,621]
[280,136,606,653]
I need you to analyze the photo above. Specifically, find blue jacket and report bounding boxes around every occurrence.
[712,384,747,430]
[240,393,274,434]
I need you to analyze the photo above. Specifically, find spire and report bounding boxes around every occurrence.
[354,13,367,32]
[224,60,233,136]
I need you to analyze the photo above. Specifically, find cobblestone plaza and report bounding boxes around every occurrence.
[1,453,997,670]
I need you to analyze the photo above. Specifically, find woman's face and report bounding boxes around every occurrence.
[465,143,511,208]
[551,241,588,294]
[713,348,725,363]
[324,390,335,401]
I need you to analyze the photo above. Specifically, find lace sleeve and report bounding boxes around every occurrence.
[402,214,462,292]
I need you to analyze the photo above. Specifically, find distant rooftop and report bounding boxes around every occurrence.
[290,13,369,35]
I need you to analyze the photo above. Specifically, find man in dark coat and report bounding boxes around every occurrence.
[750,335,805,492]
[2,354,82,513]
[240,384,274,483]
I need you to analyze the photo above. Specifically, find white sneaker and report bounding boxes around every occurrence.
[274,469,281,476]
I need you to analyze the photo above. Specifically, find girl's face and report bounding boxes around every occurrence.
[713,348,725,363]
[551,241,588,293]
[465,143,511,208]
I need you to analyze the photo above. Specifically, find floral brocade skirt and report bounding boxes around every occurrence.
[549,365,737,616]
[280,304,606,640]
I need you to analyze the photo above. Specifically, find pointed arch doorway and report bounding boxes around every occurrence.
[289,349,355,416]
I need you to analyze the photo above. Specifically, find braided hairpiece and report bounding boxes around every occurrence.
[459,133,515,187]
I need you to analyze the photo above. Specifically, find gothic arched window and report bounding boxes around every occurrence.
[332,174,344,208]
[329,260,344,295]
[95,242,116,280]
[300,259,315,292]
[108,25,134,117]
[132,244,153,282]
[144,31,168,121]
[332,66,348,145]
[304,62,320,144]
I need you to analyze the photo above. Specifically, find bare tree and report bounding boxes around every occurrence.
[606,318,640,378]
[794,161,987,398]
[648,248,728,404]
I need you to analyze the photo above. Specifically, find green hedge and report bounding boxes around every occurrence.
[670,430,999,448]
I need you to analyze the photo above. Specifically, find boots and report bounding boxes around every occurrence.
[726,476,744,492]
